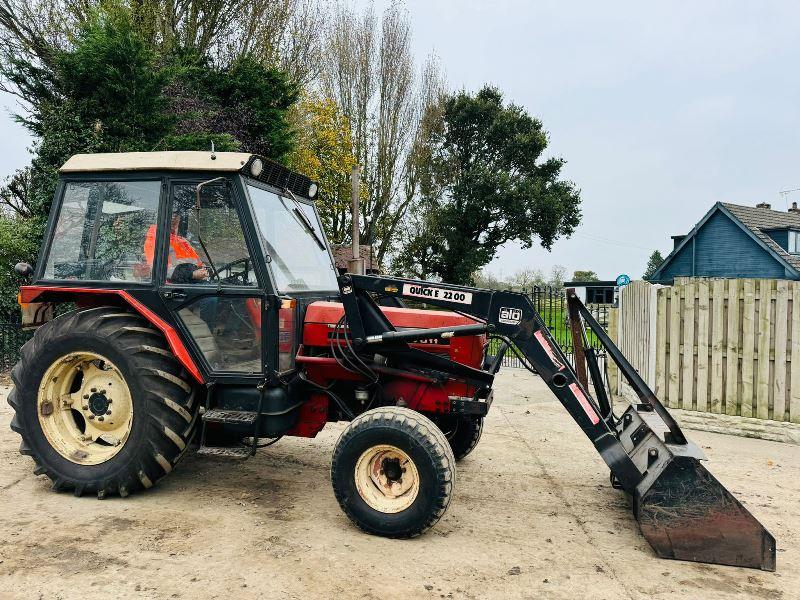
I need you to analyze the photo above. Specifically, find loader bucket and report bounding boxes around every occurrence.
[610,402,777,571]
[565,293,777,571]
[636,455,776,570]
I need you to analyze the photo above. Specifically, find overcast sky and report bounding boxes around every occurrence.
[0,1,797,282]
[368,0,800,281]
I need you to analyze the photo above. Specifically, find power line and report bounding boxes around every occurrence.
[572,231,653,251]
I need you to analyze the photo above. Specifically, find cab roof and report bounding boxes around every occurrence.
[59,151,253,173]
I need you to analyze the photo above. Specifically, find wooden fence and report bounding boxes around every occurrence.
[651,277,800,423]
[615,280,660,395]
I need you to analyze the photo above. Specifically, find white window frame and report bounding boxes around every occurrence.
[789,231,800,254]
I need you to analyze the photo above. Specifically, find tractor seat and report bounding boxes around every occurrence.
[179,308,221,367]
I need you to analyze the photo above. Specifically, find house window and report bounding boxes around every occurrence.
[790,231,800,254]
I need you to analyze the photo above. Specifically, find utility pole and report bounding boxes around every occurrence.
[348,165,365,275]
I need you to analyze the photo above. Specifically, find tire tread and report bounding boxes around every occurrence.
[331,406,455,538]
[7,306,198,499]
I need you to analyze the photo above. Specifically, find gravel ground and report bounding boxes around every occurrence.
[0,369,796,600]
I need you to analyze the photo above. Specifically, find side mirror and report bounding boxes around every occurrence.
[14,262,33,277]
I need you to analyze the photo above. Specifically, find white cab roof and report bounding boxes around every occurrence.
[59,151,253,173]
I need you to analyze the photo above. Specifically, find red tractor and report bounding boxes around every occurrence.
[11,151,775,569]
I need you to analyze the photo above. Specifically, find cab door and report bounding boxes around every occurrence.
[158,178,267,377]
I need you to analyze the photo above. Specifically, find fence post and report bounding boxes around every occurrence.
[647,282,659,389]
[608,306,619,395]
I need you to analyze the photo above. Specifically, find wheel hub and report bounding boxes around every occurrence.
[381,457,403,482]
[37,352,133,465]
[354,445,420,514]
[88,392,110,416]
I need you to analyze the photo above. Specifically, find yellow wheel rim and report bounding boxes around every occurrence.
[354,444,420,514]
[37,352,133,465]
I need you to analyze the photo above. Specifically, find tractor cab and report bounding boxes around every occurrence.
[28,151,338,382]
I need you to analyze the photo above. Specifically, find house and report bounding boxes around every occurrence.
[647,201,800,283]
[331,244,382,275]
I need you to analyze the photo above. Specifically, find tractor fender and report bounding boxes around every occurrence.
[19,285,203,384]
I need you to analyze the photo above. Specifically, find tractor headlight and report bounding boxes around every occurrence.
[250,158,263,178]
[308,182,318,199]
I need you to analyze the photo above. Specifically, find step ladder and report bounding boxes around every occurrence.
[196,384,265,458]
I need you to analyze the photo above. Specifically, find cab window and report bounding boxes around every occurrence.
[43,180,160,282]
[248,184,337,293]
[165,183,257,286]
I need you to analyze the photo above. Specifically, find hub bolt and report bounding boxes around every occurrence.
[88,415,95,420]
[90,388,97,393]
[82,405,89,411]
[83,394,89,399]
[98,416,104,422]
[106,410,112,415]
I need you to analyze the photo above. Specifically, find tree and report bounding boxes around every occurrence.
[472,269,507,290]
[394,86,581,285]
[320,3,436,263]
[508,268,546,290]
[572,270,599,282]
[0,212,41,312]
[548,265,567,288]
[287,92,357,243]
[163,50,298,159]
[643,250,665,279]
[0,0,325,84]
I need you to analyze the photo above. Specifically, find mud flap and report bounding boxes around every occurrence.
[636,456,776,571]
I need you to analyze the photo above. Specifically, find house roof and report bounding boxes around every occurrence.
[649,202,800,280]
[331,244,381,272]
[722,203,800,272]
[60,151,253,173]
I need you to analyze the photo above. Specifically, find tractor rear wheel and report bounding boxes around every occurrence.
[8,306,198,498]
[331,406,455,538]
[434,415,484,460]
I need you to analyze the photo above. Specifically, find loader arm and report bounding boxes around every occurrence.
[338,274,776,571]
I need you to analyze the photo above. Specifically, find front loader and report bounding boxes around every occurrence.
[9,151,775,571]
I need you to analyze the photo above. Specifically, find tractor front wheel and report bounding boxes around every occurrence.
[8,307,198,498]
[331,407,455,538]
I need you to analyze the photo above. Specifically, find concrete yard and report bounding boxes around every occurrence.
[0,370,796,599]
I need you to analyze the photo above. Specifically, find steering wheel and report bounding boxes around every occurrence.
[210,257,252,285]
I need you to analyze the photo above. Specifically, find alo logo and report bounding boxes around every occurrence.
[498,307,522,325]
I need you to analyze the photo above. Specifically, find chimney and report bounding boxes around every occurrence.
[670,234,686,250]
[756,202,771,209]
[789,202,800,214]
